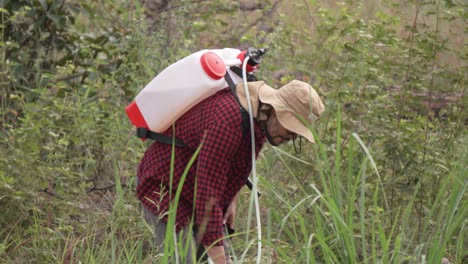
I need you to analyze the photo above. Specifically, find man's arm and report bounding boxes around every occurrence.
[195,123,242,248]
[223,193,237,230]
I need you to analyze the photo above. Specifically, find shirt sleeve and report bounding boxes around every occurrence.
[195,122,242,246]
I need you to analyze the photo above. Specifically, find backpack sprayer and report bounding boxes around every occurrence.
[125,47,266,194]
[125,48,265,135]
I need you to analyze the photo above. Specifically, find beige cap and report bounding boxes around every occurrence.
[256,80,325,143]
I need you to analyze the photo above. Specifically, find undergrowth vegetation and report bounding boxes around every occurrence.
[1,0,466,263]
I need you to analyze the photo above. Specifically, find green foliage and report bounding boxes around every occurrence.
[261,0,466,225]
[0,0,149,255]
[0,0,466,263]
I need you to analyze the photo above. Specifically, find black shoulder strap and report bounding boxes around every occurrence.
[229,66,258,82]
[225,71,261,197]
[224,72,250,135]
[136,127,187,147]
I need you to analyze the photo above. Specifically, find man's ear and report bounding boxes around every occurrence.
[259,104,272,121]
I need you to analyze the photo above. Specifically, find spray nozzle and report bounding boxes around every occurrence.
[237,47,267,73]
[245,47,267,66]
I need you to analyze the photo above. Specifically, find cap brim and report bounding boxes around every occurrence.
[258,83,315,143]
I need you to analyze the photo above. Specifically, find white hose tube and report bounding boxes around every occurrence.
[241,56,262,264]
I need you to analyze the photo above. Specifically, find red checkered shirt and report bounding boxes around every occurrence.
[137,88,265,246]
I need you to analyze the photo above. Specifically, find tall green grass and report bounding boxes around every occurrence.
[241,106,467,263]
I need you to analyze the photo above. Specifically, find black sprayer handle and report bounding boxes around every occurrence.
[245,47,267,66]
[246,177,261,197]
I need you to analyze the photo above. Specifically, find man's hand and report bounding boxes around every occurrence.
[206,246,227,264]
[223,197,237,229]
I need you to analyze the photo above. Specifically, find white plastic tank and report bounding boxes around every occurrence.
[125,48,243,134]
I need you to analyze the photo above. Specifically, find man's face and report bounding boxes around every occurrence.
[265,110,297,146]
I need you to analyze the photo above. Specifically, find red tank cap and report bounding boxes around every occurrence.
[200,52,226,80]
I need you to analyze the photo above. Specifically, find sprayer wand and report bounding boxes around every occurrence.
[232,47,267,198]
[240,47,267,264]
